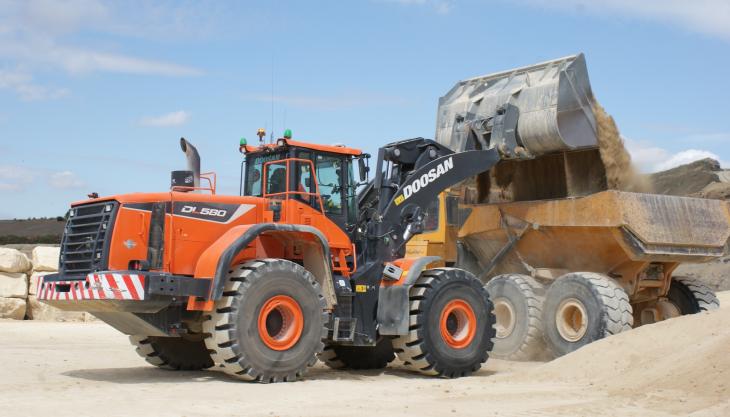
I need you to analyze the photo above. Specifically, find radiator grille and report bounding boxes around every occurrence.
[59,201,118,277]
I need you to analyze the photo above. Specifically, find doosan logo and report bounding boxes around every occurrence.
[394,157,453,206]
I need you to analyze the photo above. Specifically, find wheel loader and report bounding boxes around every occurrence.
[408,54,726,360]
[38,133,504,382]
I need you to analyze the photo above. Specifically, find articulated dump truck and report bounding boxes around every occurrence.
[408,54,727,359]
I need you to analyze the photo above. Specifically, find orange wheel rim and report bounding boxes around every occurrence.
[257,295,304,351]
[439,299,477,349]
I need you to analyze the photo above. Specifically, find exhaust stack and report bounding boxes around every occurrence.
[179,137,201,188]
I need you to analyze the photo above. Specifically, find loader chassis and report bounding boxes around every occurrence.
[39,137,501,381]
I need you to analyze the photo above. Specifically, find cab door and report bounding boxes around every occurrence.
[295,150,352,233]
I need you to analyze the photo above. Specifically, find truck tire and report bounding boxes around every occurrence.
[668,277,720,314]
[129,335,213,370]
[542,272,633,357]
[393,268,495,378]
[319,337,396,370]
[203,259,328,383]
[484,274,546,361]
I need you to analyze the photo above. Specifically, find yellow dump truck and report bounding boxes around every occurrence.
[407,54,726,359]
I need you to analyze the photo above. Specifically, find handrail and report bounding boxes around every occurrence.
[171,172,217,194]
[262,158,325,213]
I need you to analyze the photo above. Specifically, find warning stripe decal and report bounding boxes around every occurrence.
[36,273,146,301]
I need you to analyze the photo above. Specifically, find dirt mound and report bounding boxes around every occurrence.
[513,299,730,413]
[593,101,652,192]
[699,181,730,200]
[650,158,722,196]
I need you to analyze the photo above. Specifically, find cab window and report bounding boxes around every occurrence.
[265,161,288,195]
[244,152,285,197]
[316,154,343,214]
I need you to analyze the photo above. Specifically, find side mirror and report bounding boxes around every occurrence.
[358,157,369,182]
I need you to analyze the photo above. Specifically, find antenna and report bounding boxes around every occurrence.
[270,54,275,144]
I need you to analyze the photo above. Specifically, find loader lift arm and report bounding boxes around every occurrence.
[347,137,500,345]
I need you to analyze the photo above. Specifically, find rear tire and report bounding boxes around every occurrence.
[484,274,546,361]
[393,268,495,378]
[319,337,396,370]
[130,335,213,370]
[542,272,632,357]
[667,276,719,314]
[203,259,328,383]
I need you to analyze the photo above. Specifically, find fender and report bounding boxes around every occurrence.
[192,223,335,308]
[376,256,441,335]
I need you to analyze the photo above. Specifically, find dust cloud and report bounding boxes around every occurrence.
[593,101,652,193]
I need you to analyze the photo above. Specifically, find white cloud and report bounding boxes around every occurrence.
[0,0,204,101]
[625,138,724,172]
[0,68,70,101]
[515,0,730,41]
[140,110,191,127]
[48,171,85,189]
[50,47,201,76]
[0,164,37,191]
[654,149,722,172]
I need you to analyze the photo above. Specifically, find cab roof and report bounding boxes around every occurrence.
[241,138,362,157]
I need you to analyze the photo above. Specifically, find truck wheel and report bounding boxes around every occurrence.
[203,259,328,383]
[319,337,396,370]
[667,277,720,314]
[542,272,633,357]
[129,335,213,370]
[393,268,495,378]
[484,274,546,361]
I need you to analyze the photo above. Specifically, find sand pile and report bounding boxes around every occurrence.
[510,301,730,413]
[593,101,652,192]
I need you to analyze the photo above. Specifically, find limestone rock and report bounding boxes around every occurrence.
[27,296,90,322]
[32,246,60,272]
[0,248,32,273]
[29,271,54,295]
[0,272,28,298]
[0,297,26,319]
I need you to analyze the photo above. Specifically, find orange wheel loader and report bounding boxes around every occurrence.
[37,134,503,382]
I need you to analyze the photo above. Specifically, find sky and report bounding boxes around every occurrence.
[0,0,729,219]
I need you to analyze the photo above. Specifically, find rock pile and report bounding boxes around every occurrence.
[0,246,93,321]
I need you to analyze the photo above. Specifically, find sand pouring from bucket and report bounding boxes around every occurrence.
[435,53,597,158]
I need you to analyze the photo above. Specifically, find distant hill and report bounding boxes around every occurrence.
[650,158,730,199]
[0,218,65,244]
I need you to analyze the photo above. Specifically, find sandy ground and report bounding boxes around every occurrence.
[1,292,728,417]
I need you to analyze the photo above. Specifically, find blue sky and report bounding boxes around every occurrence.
[1,0,729,219]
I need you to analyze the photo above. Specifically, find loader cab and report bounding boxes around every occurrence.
[241,137,365,233]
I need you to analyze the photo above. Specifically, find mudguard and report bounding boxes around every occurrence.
[377,256,441,335]
[192,223,336,309]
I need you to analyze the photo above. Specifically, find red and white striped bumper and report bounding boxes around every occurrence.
[37,273,146,301]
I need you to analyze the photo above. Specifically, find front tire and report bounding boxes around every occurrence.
[542,272,633,357]
[393,268,495,378]
[203,259,328,383]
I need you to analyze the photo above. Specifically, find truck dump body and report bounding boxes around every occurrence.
[460,191,730,280]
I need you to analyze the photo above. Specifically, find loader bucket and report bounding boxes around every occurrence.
[436,53,597,155]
